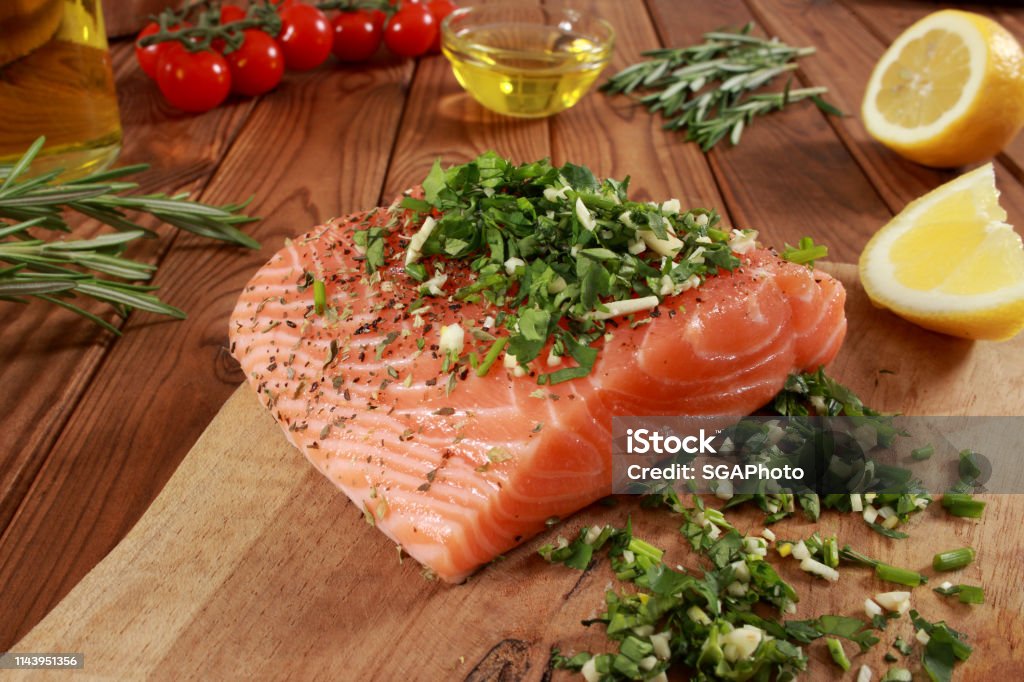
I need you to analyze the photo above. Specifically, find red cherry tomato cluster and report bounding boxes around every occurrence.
[135,1,458,113]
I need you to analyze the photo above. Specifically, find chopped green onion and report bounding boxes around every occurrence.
[932,547,975,572]
[839,545,878,567]
[313,279,326,316]
[934,583,984,604]
[865,521,908,539]
[404,262,427,282]
[893,637,913,656]
[942,493,985,519]
[826,637,851,671]
[910,444,933,461]
[781,236,828,267]
[821,534,839,568]
[840,546,925,586]
[880,668,912,682]
[958,450,982,482]
[954,585,984,605]
[475,337,508,377]
[875,563,926,587]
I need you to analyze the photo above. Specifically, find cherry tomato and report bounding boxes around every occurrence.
[277,3,333,71]
[225,30,284,96]
[135,22,187,79]
[384,3,436,59]
[332,10,383,62]
[426,0,456,54]
[219,4,246,23]
[156,44,232,113]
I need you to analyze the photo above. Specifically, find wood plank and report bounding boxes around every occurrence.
[0,56,413,652]
[0,43,255,537]
[12,265,1024,681]
[381,54,551,201]
[645,0,893,262]
[549,0,727,213]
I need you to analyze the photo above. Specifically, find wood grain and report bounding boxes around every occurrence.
[381,54,551,201]
[647,0,893,262]
[549,0,727,214]
[0,56,413,651]
[0,43,255,538]
[7,0,1024,673]
[12,266,1024,681]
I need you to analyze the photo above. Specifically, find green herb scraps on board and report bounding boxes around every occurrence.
[542,512,886,681]
[601,23,842,150]
[0,137,260,334]
[543,371,983,681]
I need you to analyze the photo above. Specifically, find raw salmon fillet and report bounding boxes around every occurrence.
[229,201,846,582]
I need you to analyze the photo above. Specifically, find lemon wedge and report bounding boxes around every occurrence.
[862,10,1024,168]
[859,163,1024,340]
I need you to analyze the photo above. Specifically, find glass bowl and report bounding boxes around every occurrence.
[440,3,615,118]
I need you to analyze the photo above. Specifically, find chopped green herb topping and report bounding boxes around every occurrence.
[313,279,326,315]
[781,236,828,267]
[394,153,754,380]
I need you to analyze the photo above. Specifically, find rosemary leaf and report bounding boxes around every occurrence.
[602,22,841,150]
[0,137,260,334]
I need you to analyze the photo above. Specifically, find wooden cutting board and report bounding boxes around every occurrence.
[12,265,1024,681]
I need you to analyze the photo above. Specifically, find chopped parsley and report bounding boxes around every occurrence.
[542,509,883,681]
[909,610,973,682]
[390,153,753,380]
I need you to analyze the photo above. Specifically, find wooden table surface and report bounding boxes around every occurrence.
[3,0,1024,660]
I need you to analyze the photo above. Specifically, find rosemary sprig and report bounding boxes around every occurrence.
[601,22,842,150]
[0,138,260,247]
[0,138,260,334]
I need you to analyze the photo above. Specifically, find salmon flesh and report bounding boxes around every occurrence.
[229,197,846,581]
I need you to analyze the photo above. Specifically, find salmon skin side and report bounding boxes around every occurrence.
[229,200,847,582]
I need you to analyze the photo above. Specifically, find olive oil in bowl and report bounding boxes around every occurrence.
[442,5,614,118]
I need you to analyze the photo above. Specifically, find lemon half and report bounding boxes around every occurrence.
[859,163,1024,340]
[862,10,1024,168]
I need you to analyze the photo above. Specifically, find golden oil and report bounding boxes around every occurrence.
[0,0,122,178]
[443,22,613,118]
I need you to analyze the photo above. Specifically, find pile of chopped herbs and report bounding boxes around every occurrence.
[542,370,981,682]
[544,514,888,681]
[366,152,759,385]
